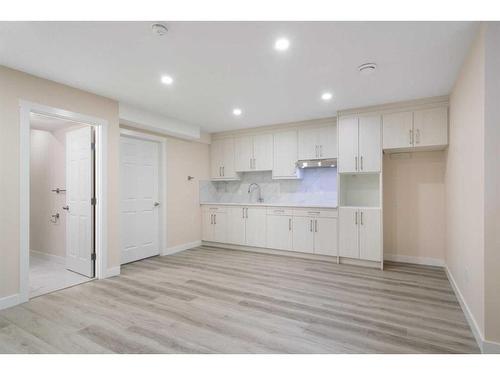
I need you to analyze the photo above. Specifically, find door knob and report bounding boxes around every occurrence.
[154,202,160,207]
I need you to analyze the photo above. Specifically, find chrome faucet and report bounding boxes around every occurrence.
[248,183,263,203]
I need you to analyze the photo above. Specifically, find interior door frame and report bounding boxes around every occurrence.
[119,128,167,259]
[19,100,109,303]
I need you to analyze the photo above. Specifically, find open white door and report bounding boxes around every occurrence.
[120,136,160,264]
[65,126,94,277]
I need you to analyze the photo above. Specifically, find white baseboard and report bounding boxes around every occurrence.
[444,265,500,353]
[0,294,20,311]
[103,266,120,278]
[162,240,201,256]
[30,249,65,265]
[384,253,445,267]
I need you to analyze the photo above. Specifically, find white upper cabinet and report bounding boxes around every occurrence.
[234,134,273,172]
[338,115,381,173]
[382,111,413,150]
[298,125,337,160]
[358,115,382,173]
[211,138,237,180]
[273,130,300,179]
[413,107,448,148]
[382,106,448,152]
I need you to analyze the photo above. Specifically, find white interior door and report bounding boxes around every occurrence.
[66,126,94,277]
[120,136,160,264]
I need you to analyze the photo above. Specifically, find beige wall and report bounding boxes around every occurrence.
[446,26,486,338]
[120,126,210,249]
[0,65,120,299]
[30,129,67,257]
[383,151,446,263]
[484,22,500,345]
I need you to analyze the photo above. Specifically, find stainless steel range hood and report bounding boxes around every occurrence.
[296,158,337,169]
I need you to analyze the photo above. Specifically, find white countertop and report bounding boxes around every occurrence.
[200,201,337,209]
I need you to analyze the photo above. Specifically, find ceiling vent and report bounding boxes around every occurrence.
[358,63,377,75]
[151,23,168,36]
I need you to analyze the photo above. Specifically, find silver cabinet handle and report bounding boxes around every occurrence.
[154,201,160,207]
[416,129,420,144]
[355,156,358,171]
[409,129,413,145]
[62,205,70,211]
[246,208,248,218]
[219,166,222,176]
[360,156,363,171]
[319,145,323,157]
[214,214,216,225]
[310,219,313,232]
[355,211,358,225]
[222,166,224,176]
[360,211,363,225]
[315,219,318,232]
[289,218,292,231]
[242,208,245,218]
[210,214,213,224]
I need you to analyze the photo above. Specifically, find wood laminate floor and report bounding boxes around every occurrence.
[0,246,480,353]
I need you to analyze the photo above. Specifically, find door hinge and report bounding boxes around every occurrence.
[91,142,96,150]
[91,253,96,261]
[91,197,97,205]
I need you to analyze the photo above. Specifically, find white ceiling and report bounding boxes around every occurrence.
[1,22,478,133]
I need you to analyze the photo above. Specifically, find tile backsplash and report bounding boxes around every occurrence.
[200,168,337,206]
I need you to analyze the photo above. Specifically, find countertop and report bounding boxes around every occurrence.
[200,201,338,209]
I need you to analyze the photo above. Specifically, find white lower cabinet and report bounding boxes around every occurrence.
[226,206,267,247]
[339,207,381,261]
[292,216,315,253]
[266,215,293,251]
[202,207,228,243]
[292,216,337,255]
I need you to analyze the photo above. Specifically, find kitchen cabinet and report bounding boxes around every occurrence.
[273,130,300,179]
[338,115,381,173]
[339,207,381,261]
[211,138,237,180]
[292,211,337,255]
[234,134,273,172]
[266,214,293,251]
[202,207,228,243]
[298,125,337,160]
[382,106,448,152]
[226,206,267,247]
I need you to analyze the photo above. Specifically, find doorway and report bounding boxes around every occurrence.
[19,101,110,304]
[119,129,166,264]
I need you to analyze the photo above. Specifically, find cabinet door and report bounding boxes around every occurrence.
[245,207,267,248]
[222,138,237,178]
[253,134,273,171]
[273,130,299,178]
[292,216,314,253]
[338,117,359,173]
[314,218,338,256]
[213,212,228,243]
[234,136,253,172]
[266,215,293,251]
[359,209,381,261]
[382,111,413,150]
[226,207,246,245]
[317,126,337,158]
[358,115,381,172]
[202,211,214,241]
[413,107,448,148]
[298,128,319,160]
[210,139,224,179]
[338,207,359,258]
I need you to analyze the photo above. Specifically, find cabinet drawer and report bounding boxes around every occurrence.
[266,207,294,216]
[292,208,338,218]
[202,205,228,213]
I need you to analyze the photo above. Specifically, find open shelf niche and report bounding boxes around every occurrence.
[339,173,381,208]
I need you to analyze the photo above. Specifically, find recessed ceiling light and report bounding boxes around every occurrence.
[358,63,377,75]
[161,75,173,85]
[321,92,333,101]
[151,23,168,36]
[233,108,242,116]
[274,38,290,51]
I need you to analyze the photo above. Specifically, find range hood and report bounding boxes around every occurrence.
[296,158,337,169]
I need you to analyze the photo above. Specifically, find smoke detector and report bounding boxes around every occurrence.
[358,63,377,75]
[151,23,168,36]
